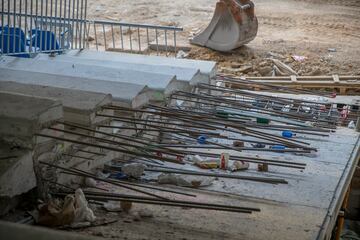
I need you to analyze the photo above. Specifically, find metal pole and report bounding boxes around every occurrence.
[53,0,57,51]
[102,23,106,49]
[93,21,97,50]
[119,25,123,50]
[1,0,5,54]
[155,28,158,55]
[13,0,16,53]
[74,0,79,48]
[82,0,87,48]
[41,0,48,50]
[59,0,63,49]
[7,0,10,54]
[111,23,114,48]
[78,0,83,48]
[137,26,140,52]
[18,0,22,53]
[174,29,177,56]
[71,0,75,49]
[164,29,168,56]
[24,0,28,53]
[129,26,132,51]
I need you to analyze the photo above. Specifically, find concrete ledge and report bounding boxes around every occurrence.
[0,81,112,127]
[0,91,63,147]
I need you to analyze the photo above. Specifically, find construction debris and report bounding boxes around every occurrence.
[158,174,215,188]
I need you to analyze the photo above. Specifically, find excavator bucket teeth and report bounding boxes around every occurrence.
[190,0,258,52]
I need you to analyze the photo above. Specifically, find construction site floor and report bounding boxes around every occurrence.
[72,127,360,240]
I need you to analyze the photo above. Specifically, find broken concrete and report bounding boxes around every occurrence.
[0,146,37,198]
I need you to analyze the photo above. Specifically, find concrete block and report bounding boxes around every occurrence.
[65,49,217,80]
[0,91,63,147]
[0,81,112,127]
[0,68,151,108]
[0,56,181,95]
[36,53,204,86]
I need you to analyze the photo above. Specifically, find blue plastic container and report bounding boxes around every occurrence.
[197,135,208,144]
[282,130,294,138]
[271,145,286,150]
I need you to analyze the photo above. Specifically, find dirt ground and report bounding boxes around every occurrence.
[86,0,360,77]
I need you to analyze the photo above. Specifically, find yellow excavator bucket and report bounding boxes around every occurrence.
[190,0,258,52]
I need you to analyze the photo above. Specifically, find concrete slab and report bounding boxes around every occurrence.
[0,68,151,108]
[140,126,360,240]
[64,49,217,82]
[0,91,63,146]
[36,53,203,86]
[0,56,181,95]
[0,81,112,126]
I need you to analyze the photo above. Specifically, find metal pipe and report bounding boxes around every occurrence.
[102,23,106,49]
[40,161,168,200]
[144,168,288,184]
[119,25,123,49]
[1,0,5,54]
[35,133,184,164]
[55,192,255,214]
[74,0,79,48]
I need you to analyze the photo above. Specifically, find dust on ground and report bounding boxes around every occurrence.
[86,0,360,77]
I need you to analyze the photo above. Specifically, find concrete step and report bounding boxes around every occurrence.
[0,67,152,108]
[0,56,180,94]
[65,49,216,81]
[0,81,112,126]
[36,53,203,86]
[0,91,63,146]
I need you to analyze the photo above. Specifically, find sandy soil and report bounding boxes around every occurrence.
[86,0,360,77]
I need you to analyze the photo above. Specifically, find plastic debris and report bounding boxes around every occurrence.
[121,163,146,179]
[176,50,189,59]
[233,141,245,147]
[103,201,122,212]
[252,143,266,148]
[258,163,269,172]
[84,177,97,188]
[109,172,128,180]
[228,161,249,171]
[271,145,286,150]
[220,153,230,170]
[158,173,214,188]
[197,135,208,144]
[292,55,307,62]
[348,121,356,129]
[282,131,296,138]
[195,159,219,169]
[257,117,270,124]
[74,189,96,223]
[37,195,76,227]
